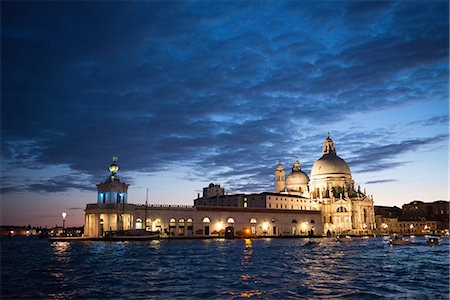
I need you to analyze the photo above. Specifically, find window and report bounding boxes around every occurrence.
[169,218,176,228]
[227,217,235,224]
[202,217,211,223]
[337,207,347,212]
[187,218,193,230]
[155,219,162,232]
[250,218,257,224]
[178,219,185,235]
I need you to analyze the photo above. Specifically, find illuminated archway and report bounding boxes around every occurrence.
[135,218,143,230]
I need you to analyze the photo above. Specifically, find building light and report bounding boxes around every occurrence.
[301,222,309,231]
[215,221,224,231]
[262,222,269,231]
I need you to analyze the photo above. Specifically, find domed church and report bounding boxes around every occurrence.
[275,133,375,235]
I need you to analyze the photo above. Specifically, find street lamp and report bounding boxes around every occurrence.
[62,211,67,236]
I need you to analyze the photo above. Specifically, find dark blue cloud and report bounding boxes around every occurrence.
[1,1,448,195]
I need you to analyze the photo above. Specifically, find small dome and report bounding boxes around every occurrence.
[286,159,309,185]
[276,161,284,172]
[286,170,309,185]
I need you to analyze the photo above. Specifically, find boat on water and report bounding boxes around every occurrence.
[304,240,320,246]
[336,235,352,242]
[104,229,160,241]
[389,236,411,246]
[426,236,442,246]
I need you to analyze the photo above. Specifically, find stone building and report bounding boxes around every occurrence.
[375,201,449,235]
[194,134,377,236]
[84,158,322,238]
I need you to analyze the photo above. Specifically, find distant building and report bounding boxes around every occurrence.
[0,226,34,236]
[83,134,376,238]
[374,201,449,235]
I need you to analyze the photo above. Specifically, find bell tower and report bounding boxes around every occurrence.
[275,161,286,193]
[96,156,130,204]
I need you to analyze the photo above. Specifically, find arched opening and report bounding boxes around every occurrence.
[169,218,176,236]
[203,217,210,235]
[178,218,185,236]
[187,218,193,234]
[291,219,298,235]
[250,218,257,235]
[154,219,162,232]
[99,218,104,237]
[135,218,143,230]
[227,217,235,224]
[337,207,347,213]
[145,218,151,231]
[271,218,277,235]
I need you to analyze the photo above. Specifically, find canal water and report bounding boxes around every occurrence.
[1,237,449,299]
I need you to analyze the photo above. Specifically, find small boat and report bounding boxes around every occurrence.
[389,236,411,246]
[104,229,159,241]
[304,240,320,246]
[336,235,352,242]
[426,236,441,246]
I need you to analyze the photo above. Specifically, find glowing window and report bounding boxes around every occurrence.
[187,218,193,226]
[179,219,185,226]
[135,218,143,229]
[227,217,235,224]
[169,218,176,227]
[202,217,211,223]
[250,218,257,224]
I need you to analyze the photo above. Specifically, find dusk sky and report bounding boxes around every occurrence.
[1,1,448,227]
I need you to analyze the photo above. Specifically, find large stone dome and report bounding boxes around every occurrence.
[311,154,351,176]
[311,133,351,176]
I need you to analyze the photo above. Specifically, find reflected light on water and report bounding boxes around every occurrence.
[237,238,265,297]
[51,242,71,263]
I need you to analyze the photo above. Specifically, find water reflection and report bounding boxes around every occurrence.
[237,239,266,298]
[51,241,71,263]
[1,237,448,299]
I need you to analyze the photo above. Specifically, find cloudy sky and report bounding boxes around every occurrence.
[1,1,448,227]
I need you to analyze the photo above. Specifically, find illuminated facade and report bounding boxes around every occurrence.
[84,158,322,238]
[196,134,376,235]
[83,134,375,238]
